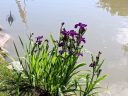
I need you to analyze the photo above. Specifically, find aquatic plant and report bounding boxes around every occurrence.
[0,23,106,96]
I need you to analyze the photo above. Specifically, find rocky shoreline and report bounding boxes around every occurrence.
[0,32,10,47]
[0,28,22,71]
[0,29,10,60]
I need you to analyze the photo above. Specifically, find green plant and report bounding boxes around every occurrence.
[0,22,106,96]
[0,58,14,96]
[79,52,107,96]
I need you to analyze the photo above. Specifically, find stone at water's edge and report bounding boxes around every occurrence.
[0,29,10,59]
[0,47,8,57]
[0,54,5,61]
[8,61,23,72]
[0,32,10,47]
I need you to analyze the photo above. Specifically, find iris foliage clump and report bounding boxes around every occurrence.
[0,22,107,96]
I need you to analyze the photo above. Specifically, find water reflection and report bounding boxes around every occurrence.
[7,11,14,26]
[98,0,128,16]
[116,20,128,53]
[116,28,128,45]
[100,82,128,96]
[15,0,27,24]
[123,44,128,53]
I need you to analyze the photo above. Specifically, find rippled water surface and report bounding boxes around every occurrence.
[0,0,128,95]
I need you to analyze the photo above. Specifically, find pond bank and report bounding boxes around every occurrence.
[0,30,10,60]
[0,32,10,47]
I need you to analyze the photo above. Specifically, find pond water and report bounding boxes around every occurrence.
[0,0,128,95]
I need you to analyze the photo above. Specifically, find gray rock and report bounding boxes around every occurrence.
[0,47,8,57]
[0,54,5,61]
[0,32,10,47]
[10,61,23,72]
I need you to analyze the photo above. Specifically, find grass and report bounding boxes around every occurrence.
[0,57,13,96]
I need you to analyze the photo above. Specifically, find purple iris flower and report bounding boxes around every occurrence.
[37,40,42,45]
[69,30,78,38]
[96,51,102,60]
[76,52,83,56]
[79,36,86,43]
[58,42,64,47]
[74,22,87,30]
[89,61,96,67]
[61,28,69,38]
[36,35,43,45]
[59,50,66,55]
[36,35,43,40]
